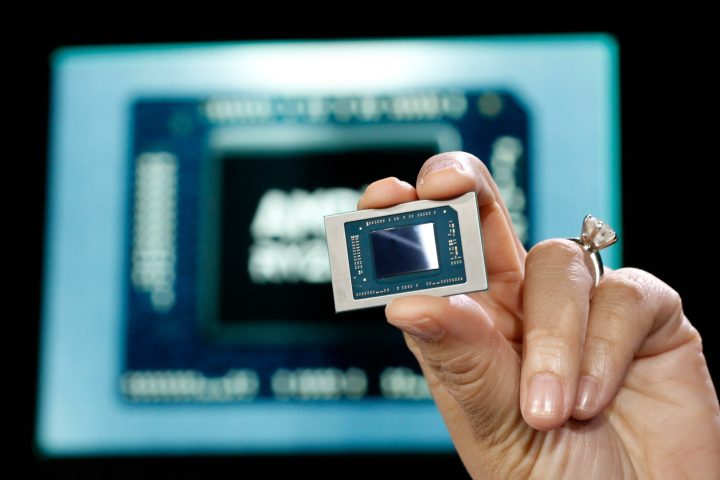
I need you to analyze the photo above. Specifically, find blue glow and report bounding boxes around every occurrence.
[38,34,620,455]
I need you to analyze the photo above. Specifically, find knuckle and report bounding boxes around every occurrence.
[428,348,491,380]
[527,239,583,268]
[586,332,617,354]
[675,321,708,371]
[402,333,423,357]
[599,272,648,306]
[615,266,652,280]
[425,349,494,403]
[422,344,515,442]
[683,323,703,350]
[663,284,683,314]
[584,333,619,368]
[525,328,575,361]
[687,325,704,353]
[676,315,704,352]
[526,327,573,347]
[613,267,684,316]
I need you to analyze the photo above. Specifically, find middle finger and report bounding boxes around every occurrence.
[521,238,596,430]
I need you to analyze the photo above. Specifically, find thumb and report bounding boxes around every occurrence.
[385,294,523,441]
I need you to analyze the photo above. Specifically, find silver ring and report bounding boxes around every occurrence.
[568,214,618,286]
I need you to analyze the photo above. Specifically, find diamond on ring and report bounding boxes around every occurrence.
[580,214,617,253]
[568,215,618,287]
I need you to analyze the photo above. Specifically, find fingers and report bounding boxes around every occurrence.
[572,267,688,420]
[356,152,526,280]
[416,152,496,204]
[356,177,417,210]
[416,152,525,276]
[522,244,692,430]
[385,294,523,441]
[521,239,596,430]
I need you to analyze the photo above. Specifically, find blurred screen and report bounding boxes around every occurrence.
[37,35,619,455]
[217,146,434,322]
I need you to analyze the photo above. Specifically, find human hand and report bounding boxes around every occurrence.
[357,152,720,479]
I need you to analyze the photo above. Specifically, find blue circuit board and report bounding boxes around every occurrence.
[122,90,530,402]
[345,206,465,300]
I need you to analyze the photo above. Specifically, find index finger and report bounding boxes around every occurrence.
[416,152,526,279]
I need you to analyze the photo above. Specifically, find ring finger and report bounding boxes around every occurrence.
[572,267,688,420]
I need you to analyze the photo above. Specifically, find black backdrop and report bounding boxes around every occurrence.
[12,16,715,477]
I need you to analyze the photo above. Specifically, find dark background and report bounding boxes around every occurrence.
[219,148,432,322]
[12,17,714,477]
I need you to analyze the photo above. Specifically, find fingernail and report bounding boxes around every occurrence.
[527,372,564,417]
[387,317,445,342]
[419,158,465,184]
[574,376,598,412]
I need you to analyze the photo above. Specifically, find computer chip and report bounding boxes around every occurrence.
[325,192,488,312]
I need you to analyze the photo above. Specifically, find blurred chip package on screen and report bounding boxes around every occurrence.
[38,36,619,455]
